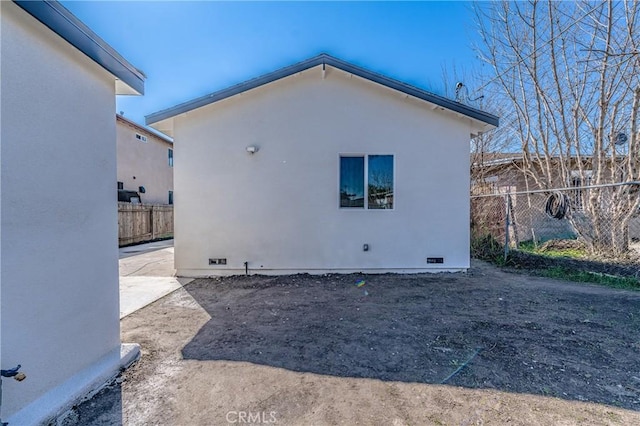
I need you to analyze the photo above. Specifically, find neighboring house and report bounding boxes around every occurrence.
[471,154,640,242]
[116,114,174,205]
[471,154,532,196]
[471,155,576,243]
[147,54,498,276]
[471,154,595,195]
[1,1,143,423]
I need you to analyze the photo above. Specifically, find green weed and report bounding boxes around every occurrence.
[518,240,588,259]
[539,267,640,290]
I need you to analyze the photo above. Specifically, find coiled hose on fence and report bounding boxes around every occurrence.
[545,191,569,219]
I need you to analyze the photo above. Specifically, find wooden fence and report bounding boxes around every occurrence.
[118,202,174,246]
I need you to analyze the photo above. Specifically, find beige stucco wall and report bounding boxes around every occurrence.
[116,117,173,204]
[1,2,121,419]
[172,66,475,275]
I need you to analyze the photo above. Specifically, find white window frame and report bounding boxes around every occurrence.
[338,153,395,210]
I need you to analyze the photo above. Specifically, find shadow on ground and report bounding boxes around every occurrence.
[59,381,123,426]
[182,271,640,411]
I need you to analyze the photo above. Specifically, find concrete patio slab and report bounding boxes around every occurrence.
[119,247,176,277]
[119,276,192,319]
[118,240,192,319]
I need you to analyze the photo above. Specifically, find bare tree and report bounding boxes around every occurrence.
[440,65,515,192]
[475,0,640,257]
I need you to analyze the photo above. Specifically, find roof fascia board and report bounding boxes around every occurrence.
[13,0,145,95]
[146,54,499,127]
[473,156,523,168]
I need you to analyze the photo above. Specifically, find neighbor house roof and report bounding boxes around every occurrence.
[146,53,499,129]
[14,0,145,95]
[117,114,173,144]
[472,153,524,168]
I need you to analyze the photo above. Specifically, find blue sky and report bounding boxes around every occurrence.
[62,1,484,126]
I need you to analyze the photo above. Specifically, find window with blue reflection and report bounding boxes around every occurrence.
[339,155,394,209]
[340,156,365,208]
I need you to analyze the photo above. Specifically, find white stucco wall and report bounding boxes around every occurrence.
[116,117,174,204]
[1,2,122,419]
[172,66,475,276]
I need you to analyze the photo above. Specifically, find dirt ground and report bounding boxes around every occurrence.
[63,261,640,425]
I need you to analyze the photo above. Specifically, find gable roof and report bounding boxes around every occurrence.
[146,53,499,129]
[13,0,144,95]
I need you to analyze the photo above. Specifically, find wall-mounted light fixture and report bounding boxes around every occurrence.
[246,146,259,154]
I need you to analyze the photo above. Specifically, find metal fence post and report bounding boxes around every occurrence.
[504,193,510,261]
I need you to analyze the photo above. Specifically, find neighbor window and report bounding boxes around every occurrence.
[340,155,394,209]
[168,191,173,205]
[117,181,124,190]
[168,148,173,167]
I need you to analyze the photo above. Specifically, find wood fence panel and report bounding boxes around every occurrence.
[118,202,173,246]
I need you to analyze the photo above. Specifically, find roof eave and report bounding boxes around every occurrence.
[116,114,173,144]
[14,0,145,95]
[146,55,326,125]
[322,55,499,128]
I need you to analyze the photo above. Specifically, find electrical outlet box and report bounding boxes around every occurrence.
[209,258,227,265]
[426,257,444,264]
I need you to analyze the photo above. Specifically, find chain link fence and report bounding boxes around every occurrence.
[471,182,640,272]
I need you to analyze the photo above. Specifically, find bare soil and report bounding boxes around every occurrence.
[64,261,640,425]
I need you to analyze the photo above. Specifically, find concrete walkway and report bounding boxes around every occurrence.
[119,239,175,259]
[119,240,193,318]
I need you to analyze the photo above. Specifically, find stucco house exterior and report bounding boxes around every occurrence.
[117,114,174,204]
[1,1,143,423]
[147,54,498,276]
